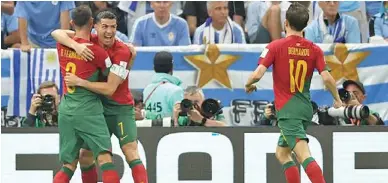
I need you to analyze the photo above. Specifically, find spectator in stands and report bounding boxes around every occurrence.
[78,1,128,36]
[1,1,15,15]
[173,86,226,127]
[130,1,190,46]
[193,1,246,44]
[338,1,369,43]
[366,1,383,20]
[304,1,361,44]
[24,81,60,127]
[183,1,245,39]
[1,6,20,49]
[13,1,75,51]
[341,80,383,125]
[143,51,184,120]
[118,1,183,38]
[246,1,291,43]
[373,1,388,40]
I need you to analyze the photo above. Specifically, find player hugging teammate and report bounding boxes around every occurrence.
[53,5,147,183]
[245,3,342,183]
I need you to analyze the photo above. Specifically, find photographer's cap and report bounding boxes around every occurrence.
[343,80,366,94]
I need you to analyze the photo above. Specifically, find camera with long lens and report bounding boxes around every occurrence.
[328,105,370,120]
[201,98,223,118]
[178,98,223,126]
[36,95,57,126]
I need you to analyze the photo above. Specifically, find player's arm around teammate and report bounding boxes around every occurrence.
[51,29,137,62]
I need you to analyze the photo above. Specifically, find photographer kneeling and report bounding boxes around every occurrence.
[319,80,383,126]
[23,81,60,127]
[173,86,226,127]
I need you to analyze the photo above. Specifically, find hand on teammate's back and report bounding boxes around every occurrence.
[73,43,94,61]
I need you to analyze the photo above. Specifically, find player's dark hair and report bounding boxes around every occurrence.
[95,10,117,24]
[71,5,93,27]
[286,2,309,31]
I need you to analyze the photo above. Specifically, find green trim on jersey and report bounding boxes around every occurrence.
[59,71,104,115]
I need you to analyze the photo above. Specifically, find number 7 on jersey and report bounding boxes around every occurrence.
[289,59,307,93]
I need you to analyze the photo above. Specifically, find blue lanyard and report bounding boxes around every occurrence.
[326,17,343,41]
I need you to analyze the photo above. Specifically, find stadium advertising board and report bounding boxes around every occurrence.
[2,127,388,183]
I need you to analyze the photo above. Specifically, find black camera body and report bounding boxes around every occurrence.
[179,98,223,126]
[36,95,57,126]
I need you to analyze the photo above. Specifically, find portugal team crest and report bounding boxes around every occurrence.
[168,32,175,41]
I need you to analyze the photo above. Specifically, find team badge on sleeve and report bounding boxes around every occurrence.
[260,48,269,58]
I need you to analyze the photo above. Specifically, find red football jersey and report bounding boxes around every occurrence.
[57,37,110,95]
[91,34,134,105]
[258,35,326,111]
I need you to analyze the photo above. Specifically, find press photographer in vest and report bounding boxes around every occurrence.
[173,86,226,127]
[24,81,60,127]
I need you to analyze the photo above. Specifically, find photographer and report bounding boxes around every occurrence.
[260,102,278,126]
[23,81,60,127]
[339,80,383,125]
[173,86,226,127]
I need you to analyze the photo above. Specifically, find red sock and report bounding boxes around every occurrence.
[284,166,300,183]
[131,164,148,183]
[102,170,120,183]
[303,158,326,183]
[53,171,70,183]
[283,161,300,183]
[81,165,98,183]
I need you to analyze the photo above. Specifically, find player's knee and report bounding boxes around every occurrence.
[64,160,78,171]
[122,141,140,162]
[96,151,113,166]
[275,147,292,164]
[79,149,95,167]
[293,140,311,163]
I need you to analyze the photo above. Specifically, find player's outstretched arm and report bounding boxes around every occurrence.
[245,64,268,93]
[320,71,342,108]
[51,29,94,61]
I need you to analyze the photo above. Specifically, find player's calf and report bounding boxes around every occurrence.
[97,152,120,183]
[122,141,148,183]
[53,160,77,183]
[79,148,97,183]
[276,146,300,183]
[294,140,326,183]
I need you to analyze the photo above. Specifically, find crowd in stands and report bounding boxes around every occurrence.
[2,1,388,49]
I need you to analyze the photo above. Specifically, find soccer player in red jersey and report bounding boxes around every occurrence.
[52,11,147,183]
[53,6,120,183]
[245,3,342,183]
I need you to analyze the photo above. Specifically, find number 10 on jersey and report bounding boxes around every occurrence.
[289,59,307,93]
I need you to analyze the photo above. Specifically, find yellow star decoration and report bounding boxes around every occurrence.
[45,50,58,65]
[184,44,240,89]
[324,44,370,82]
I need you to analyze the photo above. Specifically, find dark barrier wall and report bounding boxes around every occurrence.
[2,127,388,183]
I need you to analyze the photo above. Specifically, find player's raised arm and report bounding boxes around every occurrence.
[315,46,342,108]
[51,29,94,61]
